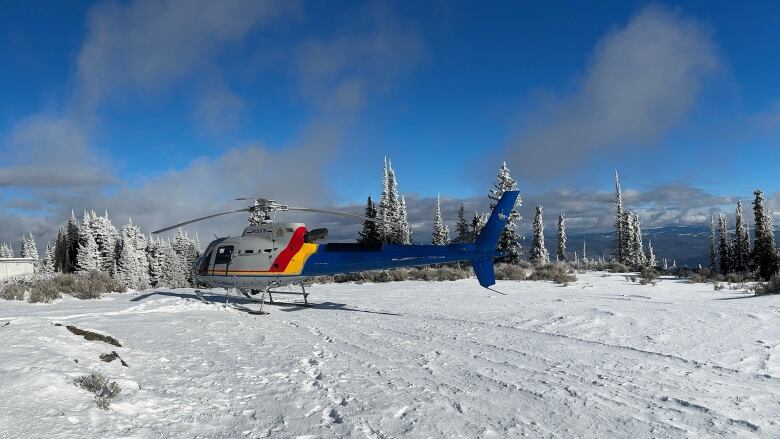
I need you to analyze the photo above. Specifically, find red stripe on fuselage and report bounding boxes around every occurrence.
[269,227,307,272]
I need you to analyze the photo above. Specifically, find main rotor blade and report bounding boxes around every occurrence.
[152,208,250,234]
[287,207,386,224]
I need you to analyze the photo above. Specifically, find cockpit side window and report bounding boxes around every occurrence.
[214,246,234,264]
[198,250,213,274]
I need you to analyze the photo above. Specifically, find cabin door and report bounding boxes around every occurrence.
[212,245,234,276]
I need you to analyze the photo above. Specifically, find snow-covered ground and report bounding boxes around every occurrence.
[1,272,779,438]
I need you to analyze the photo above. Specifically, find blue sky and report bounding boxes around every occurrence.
[1,1,779,244]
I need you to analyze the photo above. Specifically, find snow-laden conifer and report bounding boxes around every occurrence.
[66,210,80,272]
[174,229,199,285]
[488,162,522,263]
[116,219,150,290]
[146,237,164,287]
[709,215,717,273]
[398,195,412,244]
[647,240,656,268]
[0,242,13,258]
[357,196,382,245]
[632,213,646,266]
[529,205,549,265]
[431,194,450,245]
[41,242,55,273]
[752,190,779,280]
[76,226,100,272]
[20,233,40,265]
[734,201,750,272]
[92,211,119,274]
[718,214,732,275]
[454,203,470,243]
[471,211,488,241]
[160,239,187,288]
[614,170,625,263]
[557,213,566,262]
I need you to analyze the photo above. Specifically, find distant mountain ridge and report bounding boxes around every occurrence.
[550,225,780,268]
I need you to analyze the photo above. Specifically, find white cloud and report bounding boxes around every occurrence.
[508,4,719,178]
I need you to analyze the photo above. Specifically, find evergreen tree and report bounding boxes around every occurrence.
[733,201,751,272]
[614,170,625,263]
[622,212,635,265]
[357,196,382,245]
[431,194,450,245]
[54,227,67,272]
[20,233,40,265]
[66,210,80,272]
[752,190,779,280]
[718,214,733,275]
[173,229,200,285]
[709,215,717,273]
[398,195,412,244]
[488,162,522,263]
[454,203,470,244]
[0,243,13,258]
[379,157,401,243]
[42,242,55,273]
[529,205,549,265]
[146,237,164,287]
[92,211,119,274]
[647,240,656,268]
[76,226,100,272]
[557,213,567,262]
[631,213,646,266]
[116,219,150,290]
[471,211,488,243]
[160,239,187,288]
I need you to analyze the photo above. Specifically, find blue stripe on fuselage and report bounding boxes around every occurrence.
[300,243,493,276]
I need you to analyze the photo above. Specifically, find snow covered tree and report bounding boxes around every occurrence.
[454,203,470,244]
[41,242,55,273]
[146,237,164,287]
[76,225,100,272]
[733,201,750,273]
[709,215,717,273]
[0,242,13,258]
[379,157,400,243]
[92,211,119,274]
[357,196,382,245]
[614,170,626,263]
[631,213,646,266]
[488,162,522,263]
[529,205,549,265]
[557,213,567,262]
[718,214,733,275]
[471,211,488,242]
[20,233,39,265]
[647,240,656,268]
[66,210,80,272]
[116,219,150,290]
[160,239,187,288]
[173,229,199,285]
[398,195,412,244]
[752,190,779,280]
[54,227,67,272]
[431,194,450,245]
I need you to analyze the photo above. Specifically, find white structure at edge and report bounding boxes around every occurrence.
[0,258,36,281]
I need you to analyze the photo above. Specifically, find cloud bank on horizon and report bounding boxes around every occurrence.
[0,1,778,247]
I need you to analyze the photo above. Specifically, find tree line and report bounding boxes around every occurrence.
[0,211,200,289]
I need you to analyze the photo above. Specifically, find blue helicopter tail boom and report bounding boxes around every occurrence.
[470,190,519,287]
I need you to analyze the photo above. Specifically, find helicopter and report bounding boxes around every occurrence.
[152,191,520,313]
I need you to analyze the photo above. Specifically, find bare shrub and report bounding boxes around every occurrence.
[639,268,659,286]
[0,283,27,301]
[725,272,755,284]
[74,372,121,410]
[752,274,780,295]
[689,273,709,284]
[494,263,530,280]
[713,282,725,291]
[0,271,126,303]
[529,262,576,284]
[610,263,629,273]
[28,279,62,303]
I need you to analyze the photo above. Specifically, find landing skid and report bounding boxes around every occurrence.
[242,282,310,306]
[195,290,268,315]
